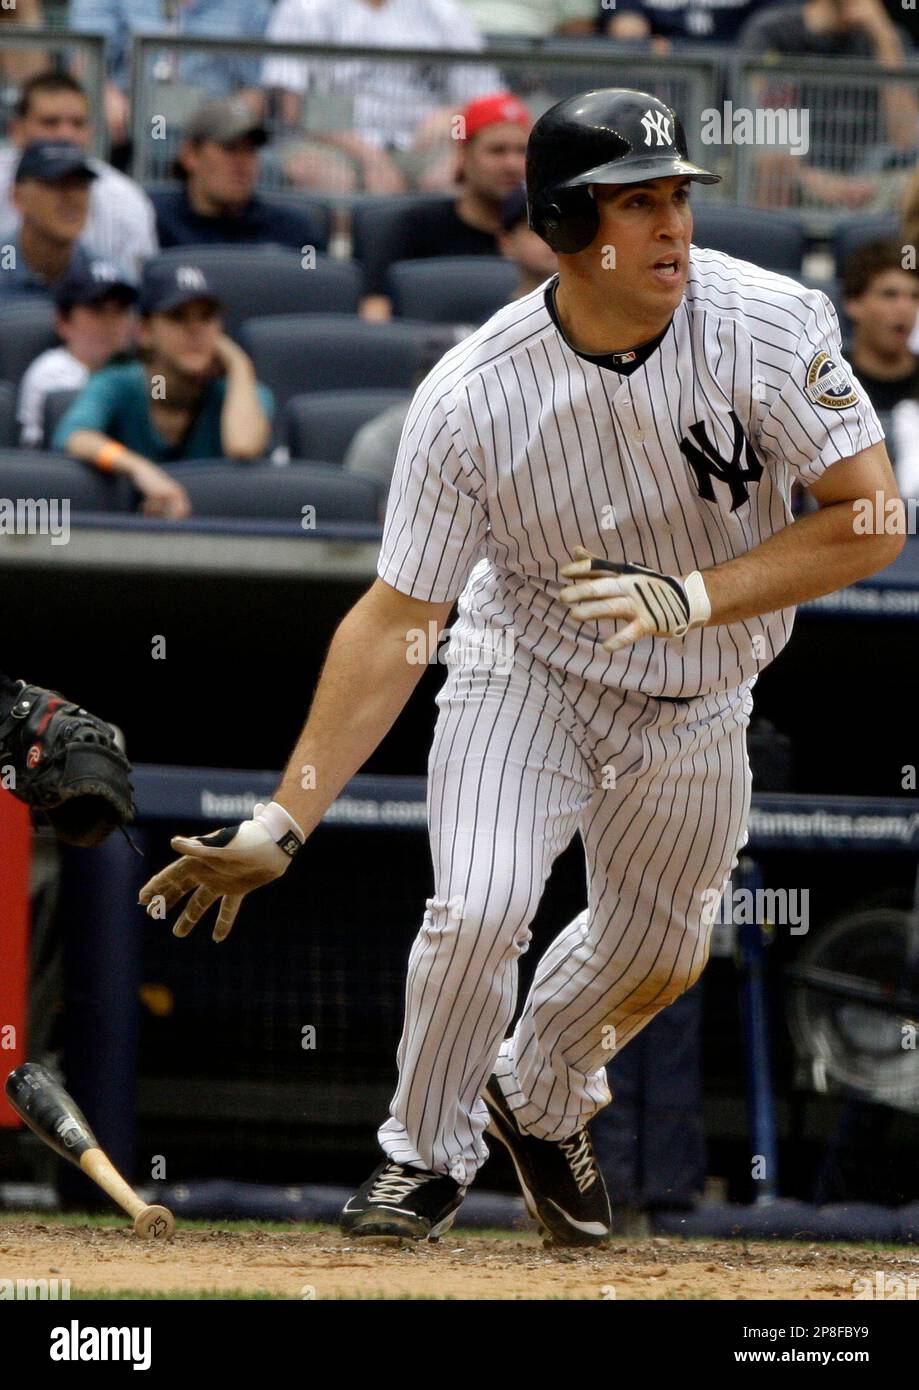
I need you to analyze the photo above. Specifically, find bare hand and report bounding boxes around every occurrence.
[137,466,192,520]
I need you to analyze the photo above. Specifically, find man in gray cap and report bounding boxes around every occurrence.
[0,142,96,297]
[151,98,323,251]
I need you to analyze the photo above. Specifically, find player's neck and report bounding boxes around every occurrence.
[554,277,672,356]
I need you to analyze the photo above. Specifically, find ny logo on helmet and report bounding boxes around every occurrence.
[641,109,673,147]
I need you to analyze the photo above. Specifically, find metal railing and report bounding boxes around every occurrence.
[128,35,721,202]
[730,55,919,215]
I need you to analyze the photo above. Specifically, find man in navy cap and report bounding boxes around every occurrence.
[1,142,96,297]
[54,260,273,519]
[18,257,137,447]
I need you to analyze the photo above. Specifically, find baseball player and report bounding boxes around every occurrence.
[139,88,904,1246]
[0,671,135,846]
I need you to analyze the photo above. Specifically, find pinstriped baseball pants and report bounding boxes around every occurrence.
[378,628,754,1187]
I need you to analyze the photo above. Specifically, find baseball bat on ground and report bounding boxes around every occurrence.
[4,1062,175,1239]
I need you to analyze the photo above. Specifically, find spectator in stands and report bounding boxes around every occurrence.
[891,393,919,498]
[360,92,532,321]
[739,0,917,210]
[18,257,137,448]
[0,142,96,298]
[69,0,272,150]
[151,98,323,251]
[261,0,502,197]
[0,0,48,87]
[842,240,919,412]
[461,0,596,37]
[902,170,919,354]
[0,73,157,272]
[607,0,767,48]
[496,186,558,300]
[54,261,273,520]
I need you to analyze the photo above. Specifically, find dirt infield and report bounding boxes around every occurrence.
[2,1216,918,1299]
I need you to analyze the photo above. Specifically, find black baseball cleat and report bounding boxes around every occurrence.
[340,1161,466,1241]
[483,1074,611,1247]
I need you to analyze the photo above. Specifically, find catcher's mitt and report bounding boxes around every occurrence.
[0,681,136,847]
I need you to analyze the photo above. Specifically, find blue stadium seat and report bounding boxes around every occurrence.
[0,451,127,509]
[260,193,333,253]
[0,300,56,386]
[801,276,848,333]
[148,248,362,334]
[350,195,453,279]
[833,214,901,274]
[0,380,17,447]
[162,461,380,521]
[42,388,80,450]
[691,205,806,272]
[283,388,409,462]
[238,315,433,411]
[386,256,519,324]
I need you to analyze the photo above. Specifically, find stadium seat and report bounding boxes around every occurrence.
[42,388,80,449]
[691,206,806,272]
[143,187,333,253]
[162,461,380,521]
[0,380,17,447]
[386,256,518,324]
[350,195,453,281]
[833,214,901,274]
[238,315,433,411]
[801,276,848,332]
[260,193,333,253]
[148,248,362,335]
[283,388,409,463]
[0,300,57,386]
[0,451,127,510]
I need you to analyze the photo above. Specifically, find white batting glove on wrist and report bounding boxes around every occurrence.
[138,800,305,942]
[559,546,711,654]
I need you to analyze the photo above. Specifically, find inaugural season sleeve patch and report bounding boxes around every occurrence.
[803,351,860,410]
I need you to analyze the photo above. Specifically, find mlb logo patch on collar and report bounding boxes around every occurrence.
[804,351,859,409]
[610,349,637,365]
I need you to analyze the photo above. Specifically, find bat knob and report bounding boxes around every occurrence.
[133,1204,175,1240]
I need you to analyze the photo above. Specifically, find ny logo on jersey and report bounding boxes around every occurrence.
[678,411,764,512]
[641,109,673,147]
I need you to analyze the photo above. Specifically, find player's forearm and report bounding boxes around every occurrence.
[272,586,439,834]
[700,500,905,627]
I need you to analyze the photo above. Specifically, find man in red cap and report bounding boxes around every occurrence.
[360,92,531,322]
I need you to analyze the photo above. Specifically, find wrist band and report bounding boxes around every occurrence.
[683,570,712,630]
[254,800,306,854]
[95,441,127,472]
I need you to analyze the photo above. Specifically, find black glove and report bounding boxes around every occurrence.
[0,681,136,847]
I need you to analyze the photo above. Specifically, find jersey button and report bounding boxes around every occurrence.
[631,430,645,444]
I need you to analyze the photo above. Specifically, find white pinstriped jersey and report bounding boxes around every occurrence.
[377,246,885,698]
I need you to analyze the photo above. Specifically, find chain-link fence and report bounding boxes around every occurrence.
[731,55,919,218]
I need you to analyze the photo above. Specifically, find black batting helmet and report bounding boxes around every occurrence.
[526,88,720,254]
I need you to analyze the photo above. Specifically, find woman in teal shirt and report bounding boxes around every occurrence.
[55,260,274,518]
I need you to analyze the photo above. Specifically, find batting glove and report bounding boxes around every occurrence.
[138,801,305,942]
[559,547,711,654]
